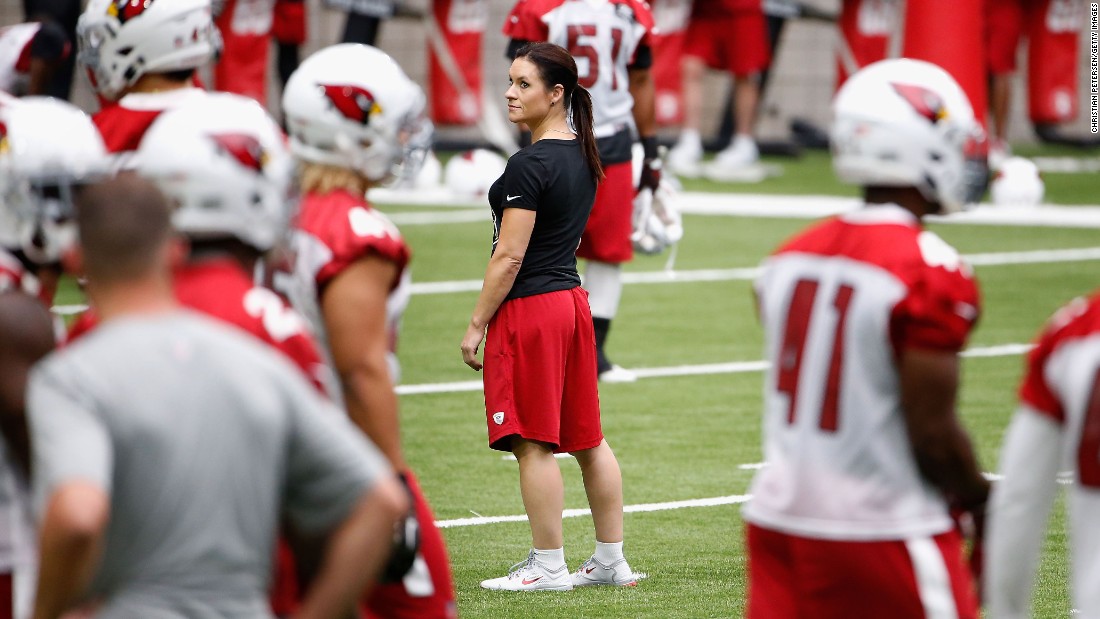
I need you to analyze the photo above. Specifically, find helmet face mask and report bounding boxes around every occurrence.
[136,94,294,252]
[831,58,988,214]
[283,44,434,185]
[0,98,107,264]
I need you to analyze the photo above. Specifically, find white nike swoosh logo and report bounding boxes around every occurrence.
[506,195,521,201]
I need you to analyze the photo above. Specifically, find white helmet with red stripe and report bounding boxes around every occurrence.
[136,93,293,251]
[0,97,107,264]
[282,43,433,184]
[77,0,220,101]
[831,58,989,214]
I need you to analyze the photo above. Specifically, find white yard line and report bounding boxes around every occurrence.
[377,191,1100,228]
[436,494,751,529]
[408,247,1100,295]
[397,343,1032,396]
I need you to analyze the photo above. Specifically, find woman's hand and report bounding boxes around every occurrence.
[461,322,486,371]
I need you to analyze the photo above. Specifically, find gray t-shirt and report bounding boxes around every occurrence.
[27,310,390,619]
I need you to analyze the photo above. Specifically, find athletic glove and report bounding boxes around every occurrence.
[638,136,661,194]
[381,472,421,583]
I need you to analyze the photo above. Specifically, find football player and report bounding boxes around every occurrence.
[282,44,457,619]
[742,58,990,618]
[0,19,69,97]
[76,0,219,165]
[0,95,107,307]
[984,294,1100,616]
[503,0,660,382]
[0,95,103,619]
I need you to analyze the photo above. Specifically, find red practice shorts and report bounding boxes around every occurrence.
[363,471,457,619]
[682,9,771,77]
[745,523,979,619]
[985,0,1025,74]
[577,160,633,264]
[484,287,603,453]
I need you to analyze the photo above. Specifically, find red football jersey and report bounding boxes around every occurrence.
[744,204,980,541]
[92,88,209,167]
[283,189,411,389]
[504,0,655,130]
[213,0,275,106]
[68,259,326,393]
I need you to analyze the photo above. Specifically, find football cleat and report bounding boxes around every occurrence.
[571,556,638,587]
[480,551,573,592]
[599,364,638,383]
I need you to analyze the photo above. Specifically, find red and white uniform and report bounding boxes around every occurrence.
[744,205,981,617]
[214,0,275,106]
[0,24,40,96]
[285,189,411,395]
[837,0,898,87]
[286,189,456,619]
[92,88,209,169]
[649,0,690,125]
[504,0,655,134]
[986,291,1100,618]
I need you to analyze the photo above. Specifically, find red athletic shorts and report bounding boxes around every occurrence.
[363,471,457,619]
[985,0,1025,74]
[577,160,633,264]
[484,287,603,453]
[682,9,771,76]
[745,523,979,619]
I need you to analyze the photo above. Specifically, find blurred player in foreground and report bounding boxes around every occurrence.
[28,175,407,619]
[742,58,990,618]
[985,293,1100,617]
[0,292,54,619]
[282,44,457,619]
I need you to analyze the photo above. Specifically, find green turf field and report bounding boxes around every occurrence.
[387,147,1096,618]
[50,146,1096,617]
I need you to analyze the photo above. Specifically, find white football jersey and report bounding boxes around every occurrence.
[742,205,980,540]
[0,442,36,618]
[0,24,40,96]
[504,0,655,131]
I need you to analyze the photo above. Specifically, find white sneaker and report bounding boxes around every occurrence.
[599,364,637,383]
[571,556,638,587]
[667,134,703,178]
[714,135,759,169]
[480,551,574,591]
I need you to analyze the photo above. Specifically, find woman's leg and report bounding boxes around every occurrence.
[513,438,564,549]
[571,439,623,542]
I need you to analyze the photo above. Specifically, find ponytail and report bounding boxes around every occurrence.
[570,86,605,183]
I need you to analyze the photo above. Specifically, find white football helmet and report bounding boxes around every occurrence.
[632,179,684,255]
[990,157,1044,207]
[0,97,108,264]
[831,58,988,214]
[444,148,507,199]
[136,93,293,251]
[77,0,220,101]
[282,44,433,184]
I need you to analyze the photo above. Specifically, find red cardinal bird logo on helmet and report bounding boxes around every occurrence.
[108,0,157,24]
[209,133,267,173]
[320,84,382,125]
[891,83,949,124]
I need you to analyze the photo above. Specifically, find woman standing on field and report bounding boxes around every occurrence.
[460,41,637,592]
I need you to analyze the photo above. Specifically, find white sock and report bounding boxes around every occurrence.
[583,261,623,319]
[594,541,624,564]
[678,129,701,149]
[533,547,566,569]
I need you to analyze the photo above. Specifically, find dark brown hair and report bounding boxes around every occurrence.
[514,42,604,182]
[75,174,175,284]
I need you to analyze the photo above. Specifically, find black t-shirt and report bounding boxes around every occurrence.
[488,138,596,300]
